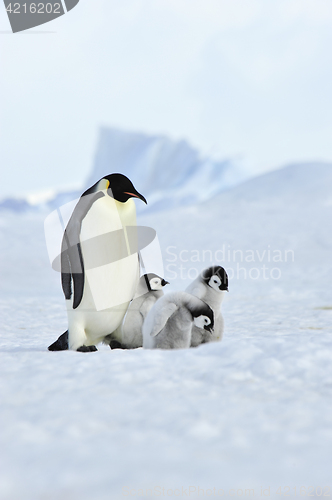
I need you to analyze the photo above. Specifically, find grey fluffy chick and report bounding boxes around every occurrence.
[143,292,214,350]
[185,266,228,347]
[119,274,169,349]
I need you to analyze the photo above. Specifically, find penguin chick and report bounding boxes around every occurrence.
[117,273,169,349]
[185,266,228,347]
[142,292,214,350]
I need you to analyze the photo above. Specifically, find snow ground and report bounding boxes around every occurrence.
[0,164,332,500]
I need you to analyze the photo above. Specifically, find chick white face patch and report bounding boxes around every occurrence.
[208,275,221,291]
[149,278,162,290]
[194,315,211,330]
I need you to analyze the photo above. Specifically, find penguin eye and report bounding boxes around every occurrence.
[150,279,160,287]
[211,276,221,286]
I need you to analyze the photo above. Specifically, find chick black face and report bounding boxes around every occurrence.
[144,273,170,292]
[105,173,147,204]
[201,266,229,292]
[192,302,214,332]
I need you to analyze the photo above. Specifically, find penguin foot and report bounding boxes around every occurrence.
[109,340,123,350]
[76,345,98,352]
[48,331,69,351]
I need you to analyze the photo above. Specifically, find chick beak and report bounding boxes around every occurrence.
[161,279,169,286]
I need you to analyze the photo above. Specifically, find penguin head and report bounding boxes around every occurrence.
[103,173,147,204]
[144,273,170,291]
[201,266,229,292]
[192,302,214,332]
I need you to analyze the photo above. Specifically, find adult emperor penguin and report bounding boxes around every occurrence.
[49,173,147,352]
[185,266,228,347]
[142,292,214,350]
[111,273,169,349]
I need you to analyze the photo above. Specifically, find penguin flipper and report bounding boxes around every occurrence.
[48,331,69,351]
[71,243,85,309]
[149,302,178,337]
[61,191,104,309]
[61,250,72,300]
[61,223,85,309]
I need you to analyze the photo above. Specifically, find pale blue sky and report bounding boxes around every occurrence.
[1,0,332,197]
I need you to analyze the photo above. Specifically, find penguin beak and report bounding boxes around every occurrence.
[161,279,169,286]
[124,191,147,204]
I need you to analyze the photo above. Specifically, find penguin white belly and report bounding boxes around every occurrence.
[67,195,139,350]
